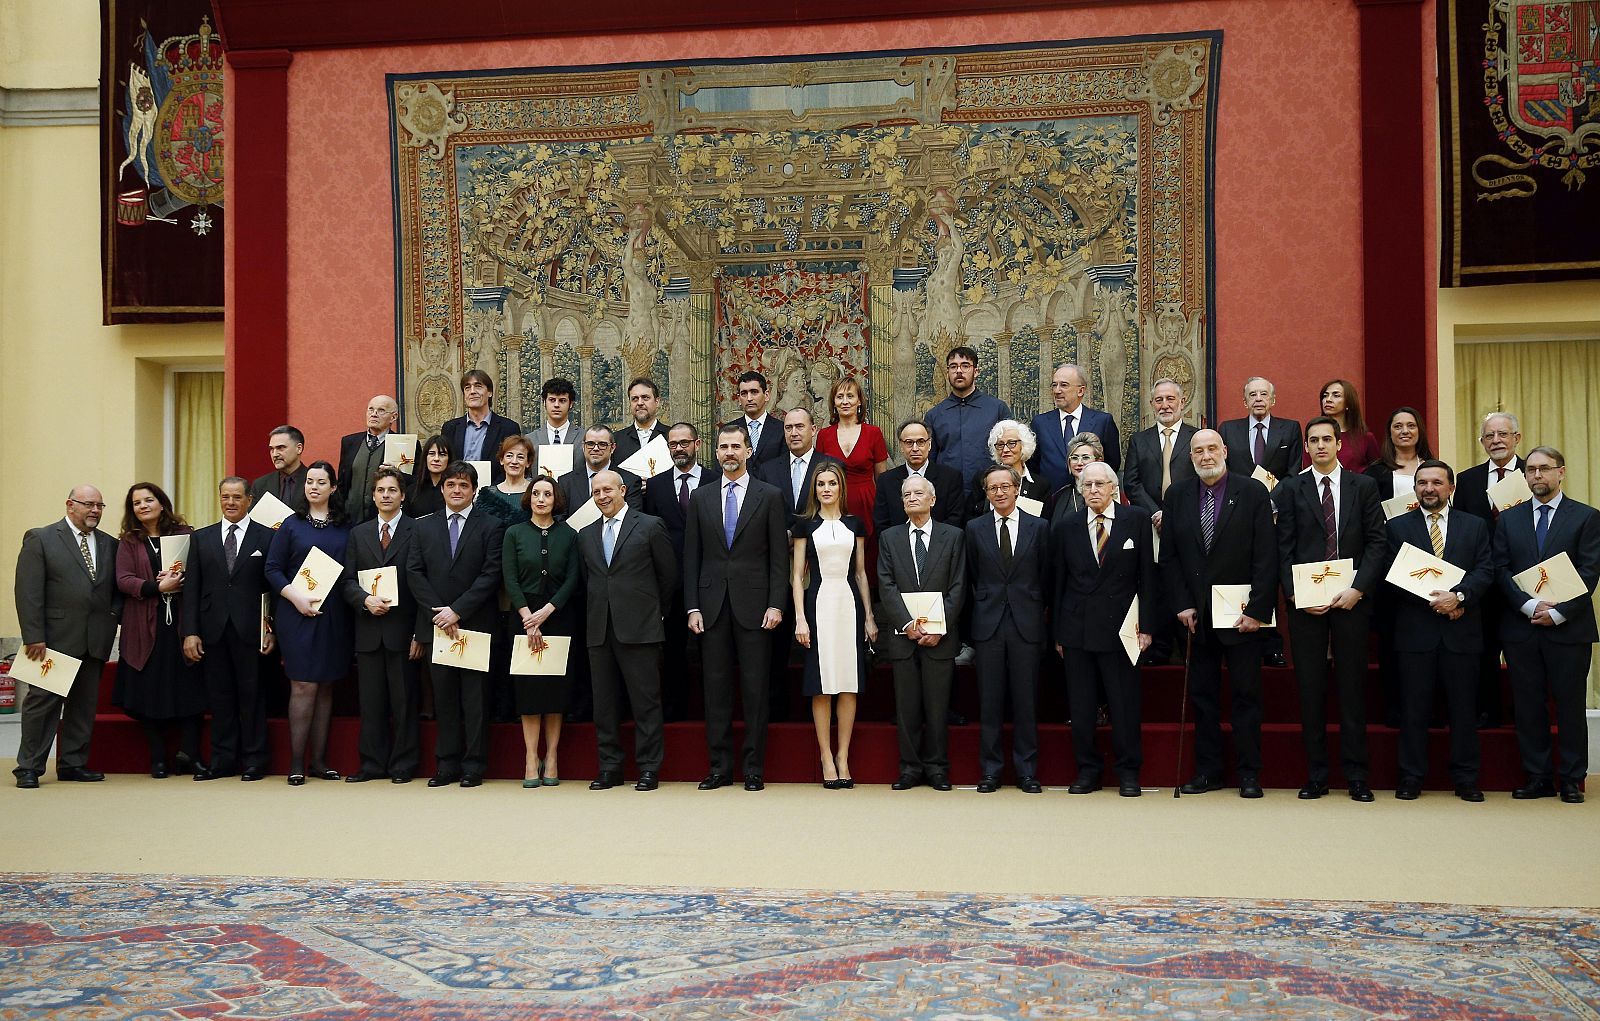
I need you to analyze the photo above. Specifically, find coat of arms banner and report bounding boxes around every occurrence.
[1440,0,1600,286]
[389,34,1219,443]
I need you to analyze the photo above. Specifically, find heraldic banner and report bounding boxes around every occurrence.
[100,0,224,323]
[1440,0,1600,286]
[389,35,1220,445]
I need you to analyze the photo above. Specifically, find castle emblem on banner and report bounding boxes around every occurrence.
[116,15,224,235]
[1476,0,1600,196]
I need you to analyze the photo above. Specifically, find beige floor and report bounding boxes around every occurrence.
[3,768,1595,908]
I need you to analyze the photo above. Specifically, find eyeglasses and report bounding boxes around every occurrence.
[1525,464,1563,475]
[68,499,107,510]
[994,439,1023,450]
[1080,481,1114,490]
[1481,430,1516,440]
[985,482,1017,493]
[900,437,930,447]
[666,440,696,449]
[1067,453,1098,463]
[582,441,612,450]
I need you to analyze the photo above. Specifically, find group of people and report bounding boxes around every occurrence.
[11,350,1598,804]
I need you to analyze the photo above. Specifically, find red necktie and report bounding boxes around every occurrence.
[380,521,391,551]
[1321,476,1337,558]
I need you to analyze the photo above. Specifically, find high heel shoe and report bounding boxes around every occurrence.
[523,767,541,789]
[838,778,855,789]
[821,778,843,790]
[541,761,559,786]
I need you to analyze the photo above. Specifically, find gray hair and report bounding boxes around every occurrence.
[1054,363,1088,387]
[987,418,1038,463]
[1077,460,1120,492]
[1151,377,1185,399]
[1242,376,1275,397]
[1481,411,1520,436]
[900,474,935,498]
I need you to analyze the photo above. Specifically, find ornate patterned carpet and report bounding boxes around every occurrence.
[2,874,1597,1019]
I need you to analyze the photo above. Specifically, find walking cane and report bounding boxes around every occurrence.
[1173,627,1194,798]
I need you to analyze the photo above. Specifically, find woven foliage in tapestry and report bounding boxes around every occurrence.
[389,36,1219,446]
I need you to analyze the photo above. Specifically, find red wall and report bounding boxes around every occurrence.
[279,0,1367,460]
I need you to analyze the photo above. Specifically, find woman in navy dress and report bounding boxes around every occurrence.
[265,460,353,785]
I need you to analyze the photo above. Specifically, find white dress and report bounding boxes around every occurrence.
[807,517,862,696]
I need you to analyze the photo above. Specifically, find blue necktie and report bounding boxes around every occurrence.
[748,419,761,451]
[1536,503,1551,555]
[724,481,738,549]
[790,456,805,505]
[603,516,617,566]
[448,513,462,558]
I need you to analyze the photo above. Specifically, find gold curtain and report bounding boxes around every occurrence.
[1455,338,1600,704]
[174,371,225,529]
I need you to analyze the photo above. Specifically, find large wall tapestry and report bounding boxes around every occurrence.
[389,36,1219,449]
[1440,0,1600,285]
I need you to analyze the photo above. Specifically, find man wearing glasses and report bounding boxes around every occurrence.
[12,487,123,789]
[926,346,1012,491]
[874,419,967,533]
[558,426,643,515]
[1454,412,1524,727]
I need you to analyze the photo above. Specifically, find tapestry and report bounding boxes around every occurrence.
[99,0,225,323]
[5,873,1600,1019]
[1440,0,1600,286]
[389,35,1219,446]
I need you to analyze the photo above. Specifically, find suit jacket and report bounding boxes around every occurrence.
[1385,509,1493,654]
[874,462,968,533]
[756,450,843,532]
[341,514,419,653]
[963,510,1051,644]
[877,519,966,660]
[14,520,122,661]
[1219,416,1303,482]
[250,465,310,515]
[405,508,507,643]
[1493,496,1600,644]
[1276,468,1388,603]
[643,465,718,561]
[577,510,677,646]
[1122,423,1198,515]
[441,412,523,485]
[612,421,670,465]
[1052,504,1161,651]
[180,519,272,645]
[1161,473,1278,643]
[1029,405,1122,491]
[967,468,1051,521]
[336,430,394,514]
[1454,456,1520,522]
[724,413,785,471]
[557,463,644,518]
[683,473,789,629]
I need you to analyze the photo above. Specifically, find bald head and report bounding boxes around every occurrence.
[366,395,399,434]
[64,484,105,531]
[590,469,627,518]
[1190,428,1227,483]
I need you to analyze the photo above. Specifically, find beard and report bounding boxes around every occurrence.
[1196,464,1225,483]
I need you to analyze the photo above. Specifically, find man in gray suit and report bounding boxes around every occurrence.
[578,470,678,792]
[12,485,123,788]
[879,475,966,791]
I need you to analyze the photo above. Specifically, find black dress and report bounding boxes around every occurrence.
[502,520,580,715]
[796,514,869,697]
[114,543,206,721]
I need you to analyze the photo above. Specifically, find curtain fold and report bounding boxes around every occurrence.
[174,371,225,529]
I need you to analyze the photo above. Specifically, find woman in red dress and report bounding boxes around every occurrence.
[1302,377,1381,473]
[814,377,890,565]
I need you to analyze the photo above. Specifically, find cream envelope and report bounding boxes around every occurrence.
[1512,552,1588,604]
[565,498,602,531]
[1016,496,1044,517]
[1381,492,1420,520]
[1211,584,1274,627]
[248,491,293,530]
[1291,558,1355,609]
[1385,543,1466,601]
[431,626,491,672]
[1486,469,1533,512]
[535,444,574,480]
[9,646,82,698]
[159,534,191,574]
[287,546,344,608]
[384,433,419,474]
[1118,596,1140,666]
[259,594,273,652]
[468,460,492,489]
[1250,465,1278,492]
[619,435,672,480]
[357,566,398,605]
[509,633,572,676]
[900,591,947,635]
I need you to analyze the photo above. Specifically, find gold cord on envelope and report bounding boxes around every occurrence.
[39,659,53,677]
[1310,567,1341,584]
[299,568,318,591]
[1409,566,1443,580]
[449,635,468,655]
[1534,567,1550,594]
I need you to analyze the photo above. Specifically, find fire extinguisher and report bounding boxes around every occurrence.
[0,657,16,714]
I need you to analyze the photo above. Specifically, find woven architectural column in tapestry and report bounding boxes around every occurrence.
[390,36,1219,445]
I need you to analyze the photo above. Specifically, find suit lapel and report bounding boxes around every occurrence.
[1214,483,1240,539]
[55,523,96,582]
[451,512,480,563]
[730,479,759,545]
[609,512,640,570]
[380,516,408,565]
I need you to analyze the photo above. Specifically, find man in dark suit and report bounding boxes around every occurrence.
[1453,411,1523,727]
[441,369,523,486]
[612,376,670,464]
[577,470,678,792]
[558,426,644,516]
[1385,460,1494,802]
[337,395,400,524]
[1122,379,1197,529]
[340,468,422,783]
[879,474,966,791]
[406,461,507,787]
[1492,445,1600,804]
[1053,462,1161,797]
[1220,376,1303,484]
[643,423,717,720]
[875,419,967,533]
[727,370,786,471]
[249,425,310,514]
[12,486,122,789]
[527,376,581,480]
[1030,362,1122,491]
[1163,429,1278,798]
[1277,416,1388,801]
[965,464,1051,794]
[684,423,789,791]
[180,477,274,781]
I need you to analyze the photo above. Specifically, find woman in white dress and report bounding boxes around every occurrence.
[792,463,877,789]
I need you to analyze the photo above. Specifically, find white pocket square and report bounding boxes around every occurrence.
[250,550,263,557]
[1122,538,1135,550]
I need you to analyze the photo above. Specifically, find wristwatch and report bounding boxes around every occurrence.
[1453,590,1466,604]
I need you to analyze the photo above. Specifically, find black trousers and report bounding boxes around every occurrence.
[701,596,772,777]
[200,622,269,773]
[1505,633,1590,783]
[1395,649,1479,785]
[890,651,953,779]
[1475,590,1507,723]
[432,664,489,777]
[13,657,103,775]
[1188,629,1263,780]
[660,589,694,720]
[1066,647,1142,780]
[1287,605,1372,784]
[355,647,420,777]
[975,611,1040,778]
[590,621,664,775]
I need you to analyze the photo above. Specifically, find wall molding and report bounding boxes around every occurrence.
[0,86,98,127]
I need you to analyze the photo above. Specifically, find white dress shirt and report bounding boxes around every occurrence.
[722,473,749,525]
[992,508,1019,549]
[1310,464,1343,534]
[1086,501,1117,552]
[64,516,97,574]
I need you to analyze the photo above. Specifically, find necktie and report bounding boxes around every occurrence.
[449,513,462,558]
[1159,429,1173,498]
[999,516,1013,570]
[1095,513,1109,564]
[380,521,391,552]
[748,419,762,450]
[724,481,738,549]
[1202,488,1216,552]
[1428,512,1444,559]
[1536,503,1551,555]
[603,516,617,565]
[78,530,94,578]
[1321,476,1337,559]
[1495,466,1506,482]
[791,457,805,504]
[553,428,562,445]
[1254,422,1267,466]
[279,472,293,499]
[678,473,692,514]
[913,527,928,582]
[1063,412,1075,446]
[224,524,238,572]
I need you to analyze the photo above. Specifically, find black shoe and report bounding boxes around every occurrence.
[1016,776,1042,794]
[1513,780,1556,800]
[308,768,341,781]
[975,775,1001,794]
[634,771,659,792]
[287,774,306,786]
[1179,776,1222,795]
[57,766,106,782]
[586,773,622,791]
[460,774,483,788]
[150,763,170,779]
[173,752,199,776]
[1560,782,1585,804]
[427,774,461,788]
[190,765,215,781]
[1067,777,1102,795]
[344,771,384,783]
[1348,781,1374,802]
[928,774,952,791]
[1455,785,1484,802]
[1395,781,1421,801]
[891,774,922,790]
[1265,652,1288,668]
[743,776,765,791]
[14,771,39,789]
[946,708,969,726]
[240,768,265,782]
[838,778,855,789]
[1119,780,1142,798]
[1238,776,1263,799]
[1297,782,1329,800]
[822,778,844,790]
[697,773,732,791]
[390,774,413,784]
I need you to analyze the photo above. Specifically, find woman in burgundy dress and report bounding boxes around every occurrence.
[814,377,889,568]
[1303,378,1381,473]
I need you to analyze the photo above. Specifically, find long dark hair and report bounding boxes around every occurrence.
[298,460,349,524]
[120,482,187,538]
[1379,405,1434,468]
[1319,378,1366,435]
[411,434,452,492]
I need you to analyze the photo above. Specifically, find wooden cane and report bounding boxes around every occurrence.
[1173,627,1194,798]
